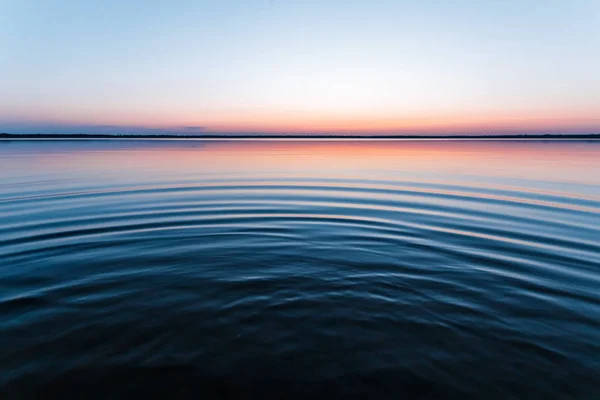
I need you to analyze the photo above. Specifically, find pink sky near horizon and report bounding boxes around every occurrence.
[4,108,600,135]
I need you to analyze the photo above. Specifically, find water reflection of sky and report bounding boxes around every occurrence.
[1,140,599,197]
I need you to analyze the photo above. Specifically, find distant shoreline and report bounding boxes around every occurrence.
[1,133,599,140]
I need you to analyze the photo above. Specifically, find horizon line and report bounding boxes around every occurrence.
[2,133,600,140]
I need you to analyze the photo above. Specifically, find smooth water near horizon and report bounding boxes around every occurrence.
[1,139,599,398]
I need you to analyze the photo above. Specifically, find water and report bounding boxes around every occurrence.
[1,139,599,399]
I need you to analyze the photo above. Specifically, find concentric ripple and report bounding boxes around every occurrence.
[1,139,600,398]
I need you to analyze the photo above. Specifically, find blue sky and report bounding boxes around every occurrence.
[1,0,599,135]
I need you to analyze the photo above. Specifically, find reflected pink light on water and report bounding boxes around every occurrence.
[33,140,600,188]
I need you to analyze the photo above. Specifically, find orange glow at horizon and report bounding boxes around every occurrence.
[11,107,600,135]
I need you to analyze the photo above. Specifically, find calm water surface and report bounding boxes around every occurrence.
[1,140,599,398]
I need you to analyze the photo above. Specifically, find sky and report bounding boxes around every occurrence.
[1,0,599,135]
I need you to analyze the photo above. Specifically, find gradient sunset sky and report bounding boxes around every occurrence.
[1,0,599,135]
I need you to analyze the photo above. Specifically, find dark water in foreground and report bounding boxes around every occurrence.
[1,139,599,399]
